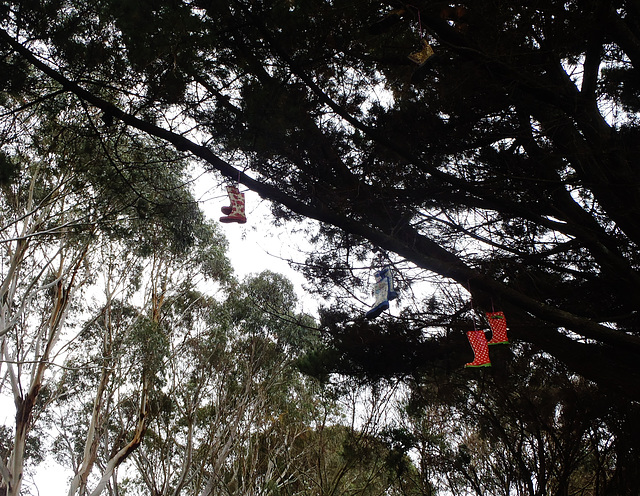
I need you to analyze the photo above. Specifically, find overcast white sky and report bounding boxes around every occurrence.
[193,172,322,313]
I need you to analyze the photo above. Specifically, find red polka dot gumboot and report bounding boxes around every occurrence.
[464,329,492,368]
[486,311,509,345]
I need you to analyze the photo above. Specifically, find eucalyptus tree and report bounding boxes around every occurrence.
[47,219,231,496]
[49,268,318,496]
[0,75,211,494]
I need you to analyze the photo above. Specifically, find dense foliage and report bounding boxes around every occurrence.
[2,0,638,394]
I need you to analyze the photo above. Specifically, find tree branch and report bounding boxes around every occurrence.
[2,29,639,361]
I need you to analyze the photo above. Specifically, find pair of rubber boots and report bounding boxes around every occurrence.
[365,267,398,320]
[220,185,246,224]
[465,311,509,368]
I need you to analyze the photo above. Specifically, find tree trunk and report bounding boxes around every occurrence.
[67,365,111,496]
[4,388,39,496]
[88,382,150,496]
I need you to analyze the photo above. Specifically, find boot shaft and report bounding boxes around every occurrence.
[220,185,247,223]
[486,311,509,345]
[465,329,491,368]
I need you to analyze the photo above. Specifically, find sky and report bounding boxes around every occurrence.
[193,171,322,315]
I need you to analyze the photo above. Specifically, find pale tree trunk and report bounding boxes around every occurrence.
[67,273,120,496]
[87,380,151,496]
[4,384,40,496]
[0,245,89,496]
[64,243,146,496]
[169,418,195,496]
[72,258,166,496]
[66,362,112,496]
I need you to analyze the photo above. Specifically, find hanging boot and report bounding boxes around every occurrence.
[220,185,236,216]
[220,185,247,224]
[365,278,390,319]
[409,39,436,83]
[464,329,491,368]
[365,265,400,319]
[486,311,509,345]
[378,266,398,301]
[408,39,434,66]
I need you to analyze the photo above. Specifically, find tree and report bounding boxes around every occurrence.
[48,226,232,496]
[285,381,428,496]
[384,345,640,495]
[124,271,321,496]
[0,72,213,494]
[1,0,640,395]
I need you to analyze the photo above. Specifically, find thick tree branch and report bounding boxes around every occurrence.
[2,29,639,357]
[607,8,640,69]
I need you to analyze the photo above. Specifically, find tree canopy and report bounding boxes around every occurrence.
[1,0,640,398]
[4,2,640,494]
